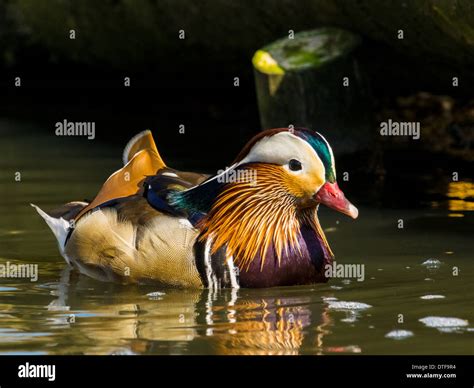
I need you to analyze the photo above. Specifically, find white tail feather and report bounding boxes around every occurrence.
[31,204,72,265]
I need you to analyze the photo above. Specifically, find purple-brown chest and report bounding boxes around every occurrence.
[237,224,333,288]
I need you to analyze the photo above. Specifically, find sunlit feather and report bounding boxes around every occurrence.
[199,164,303,270]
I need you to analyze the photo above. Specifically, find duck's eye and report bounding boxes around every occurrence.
[288,159,302,171]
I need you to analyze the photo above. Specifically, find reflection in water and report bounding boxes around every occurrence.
[210,296,328,355]
[47,268,203,354]
[41,268,333,355]
[447,181,474,212]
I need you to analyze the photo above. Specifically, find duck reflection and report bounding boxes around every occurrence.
[45,268,333,355]
[207,295,331,355]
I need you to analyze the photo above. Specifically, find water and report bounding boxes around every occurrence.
[1,120,473,355]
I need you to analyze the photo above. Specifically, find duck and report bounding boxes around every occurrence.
[33,128,358,289]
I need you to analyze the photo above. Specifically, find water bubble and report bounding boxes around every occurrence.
[421,259,442,269]
[419,316,468,330]
[385,330,414,340]
[420,295,445,300]
[326,301,372,311]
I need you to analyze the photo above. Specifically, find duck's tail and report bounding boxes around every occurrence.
[122,129,165,168]
[31,204,72,265]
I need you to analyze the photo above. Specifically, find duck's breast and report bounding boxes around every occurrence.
[237,224,329,288]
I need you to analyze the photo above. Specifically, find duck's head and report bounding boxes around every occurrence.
[232,127,358,219]
[171,127,358,271]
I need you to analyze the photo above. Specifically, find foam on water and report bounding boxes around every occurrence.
[421,259,442,269]
[420,295,445,300]
[385,330,414,340]
[326,301,372,310]
[419,316,468,328]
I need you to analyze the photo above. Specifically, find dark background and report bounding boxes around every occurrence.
[0,0,473,207]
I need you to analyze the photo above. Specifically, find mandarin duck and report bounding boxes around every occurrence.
[33,128,358,289]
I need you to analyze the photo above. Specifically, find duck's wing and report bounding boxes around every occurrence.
[72,130,165,221]
[122,130,164,166]
[80,168,209,221]
[75,148,165,220]
[75,130,212,221]
[137,168,209,228]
